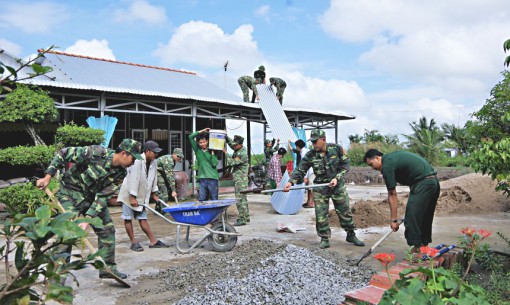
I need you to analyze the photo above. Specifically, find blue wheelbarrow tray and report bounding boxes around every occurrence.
[162,199,236,226]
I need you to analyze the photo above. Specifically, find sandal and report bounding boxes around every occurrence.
[130,243,143,252]
[149,240,169,248]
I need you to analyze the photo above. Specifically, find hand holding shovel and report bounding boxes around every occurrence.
[354,219,404,266]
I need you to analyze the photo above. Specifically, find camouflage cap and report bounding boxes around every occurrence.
[259,65,265,72]
[172,148,184,159]
[119,139,143,160]
[264,139,272,145]
[232,135,244,145]
[308,129,325,142]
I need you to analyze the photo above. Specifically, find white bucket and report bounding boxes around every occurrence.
[208,129,227,150]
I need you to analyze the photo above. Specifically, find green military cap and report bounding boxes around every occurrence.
[308,129,325,142]
[264,139,272,145]
[119,138,143,160]
[173,148,184,158]
[259,65,265,72]
[232,135,244,145]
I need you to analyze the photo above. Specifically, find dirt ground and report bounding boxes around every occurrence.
[49,172,509,305]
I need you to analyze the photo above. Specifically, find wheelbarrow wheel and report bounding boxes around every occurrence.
[207,223,237,252]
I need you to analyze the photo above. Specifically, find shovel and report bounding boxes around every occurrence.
[44,188,131,288]
[241,183,330,194]
[354,219,403,266]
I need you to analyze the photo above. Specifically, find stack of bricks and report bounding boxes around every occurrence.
[342,247,464,305]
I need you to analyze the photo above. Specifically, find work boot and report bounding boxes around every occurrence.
[346,231,365,247]
[99,269,128,279]
[234,219,246,226]
[319,238,330,249]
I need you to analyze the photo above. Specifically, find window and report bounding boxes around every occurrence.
[132,129,147,144]
[170,131,183,171]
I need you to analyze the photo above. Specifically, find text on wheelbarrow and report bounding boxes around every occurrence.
[183,210,200,216]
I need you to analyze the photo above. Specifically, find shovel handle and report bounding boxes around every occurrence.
[44,187,131,288]
[261,183,330,194]
[355,218,403,266]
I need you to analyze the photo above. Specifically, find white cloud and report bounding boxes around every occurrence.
[255,5,270,22]
[0,39,22,57]
[153,21,261,72]
[319,0,510,98]
[113,0,167,25]
[65,39,116,60]
[0,2,68,33]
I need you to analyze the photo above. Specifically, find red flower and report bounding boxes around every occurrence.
[478,229,492,239]
[461,227,476,237]
[420,246,439,258]
[374,252,396,266]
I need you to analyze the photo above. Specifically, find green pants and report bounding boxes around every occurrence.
[233,173,250,222]
[56,187,118,270]
[313,184,355,239]
[405,178,440,247]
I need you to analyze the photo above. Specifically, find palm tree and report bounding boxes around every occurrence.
[403,116,444,165]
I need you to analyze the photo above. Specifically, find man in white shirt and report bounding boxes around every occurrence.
[118,140,169,252]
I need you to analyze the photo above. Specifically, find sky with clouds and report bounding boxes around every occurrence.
[1,0,509,152]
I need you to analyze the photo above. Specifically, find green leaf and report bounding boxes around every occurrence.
[395,278,431,304]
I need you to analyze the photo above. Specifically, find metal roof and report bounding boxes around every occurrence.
[2,49,355,120]
[18,50,251,107]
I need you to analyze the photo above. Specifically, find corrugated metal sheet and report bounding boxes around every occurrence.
[257,84,298,144]
[19,51,247,106]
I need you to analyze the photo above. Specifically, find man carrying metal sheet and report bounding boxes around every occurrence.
[269,77,287,105]
[223,135,250,226]
[238,75,260,103]
[283,129,364,249]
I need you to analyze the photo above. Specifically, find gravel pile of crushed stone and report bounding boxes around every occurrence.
[123,239,374,305]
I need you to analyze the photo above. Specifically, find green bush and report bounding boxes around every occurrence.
[55,122,105,147]
[0,145,56,167]
[436,154,472,167]
[0,183,49,214]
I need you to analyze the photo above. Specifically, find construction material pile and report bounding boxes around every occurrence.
[119,239,373,305]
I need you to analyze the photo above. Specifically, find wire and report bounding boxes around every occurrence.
[226,120,245,130]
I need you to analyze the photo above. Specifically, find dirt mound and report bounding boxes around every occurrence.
[331,173,510,228]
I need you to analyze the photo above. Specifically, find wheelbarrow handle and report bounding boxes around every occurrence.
[261,183,330,194]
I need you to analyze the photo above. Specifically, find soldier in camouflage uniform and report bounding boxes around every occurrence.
[269,77,287,105]
[251,65,266,102]
[283,129,365,249]
[156,148,184,212]
[36,139,143,279]
[238,75,260,103]
[263,138,279,189]
[223,135,250,226]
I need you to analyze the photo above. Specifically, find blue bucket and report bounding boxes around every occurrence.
[163,199,236,225]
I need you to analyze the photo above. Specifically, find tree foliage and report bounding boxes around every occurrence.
[403,116,444,165]
[0,145,56,167]
[55,122,105,147]
[468,70,510,196]
[0,85,58,145]
[504,39,510,67]
[0,46,55,93]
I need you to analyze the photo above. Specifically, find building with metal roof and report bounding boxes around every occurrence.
[1,48,355,177]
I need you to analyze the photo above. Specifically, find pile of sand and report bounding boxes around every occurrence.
[332,173,510,228]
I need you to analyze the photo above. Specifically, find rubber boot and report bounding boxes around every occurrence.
[319,238,330,249]
[346,231,365,247]
[99,269,128,279]
[234,219,247,226]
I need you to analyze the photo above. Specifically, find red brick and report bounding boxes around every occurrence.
[344,285,387,305]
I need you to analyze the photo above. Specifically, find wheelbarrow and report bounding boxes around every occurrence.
[141,199,241,254]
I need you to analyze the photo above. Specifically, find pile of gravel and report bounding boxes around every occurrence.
[124,239,374,305]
